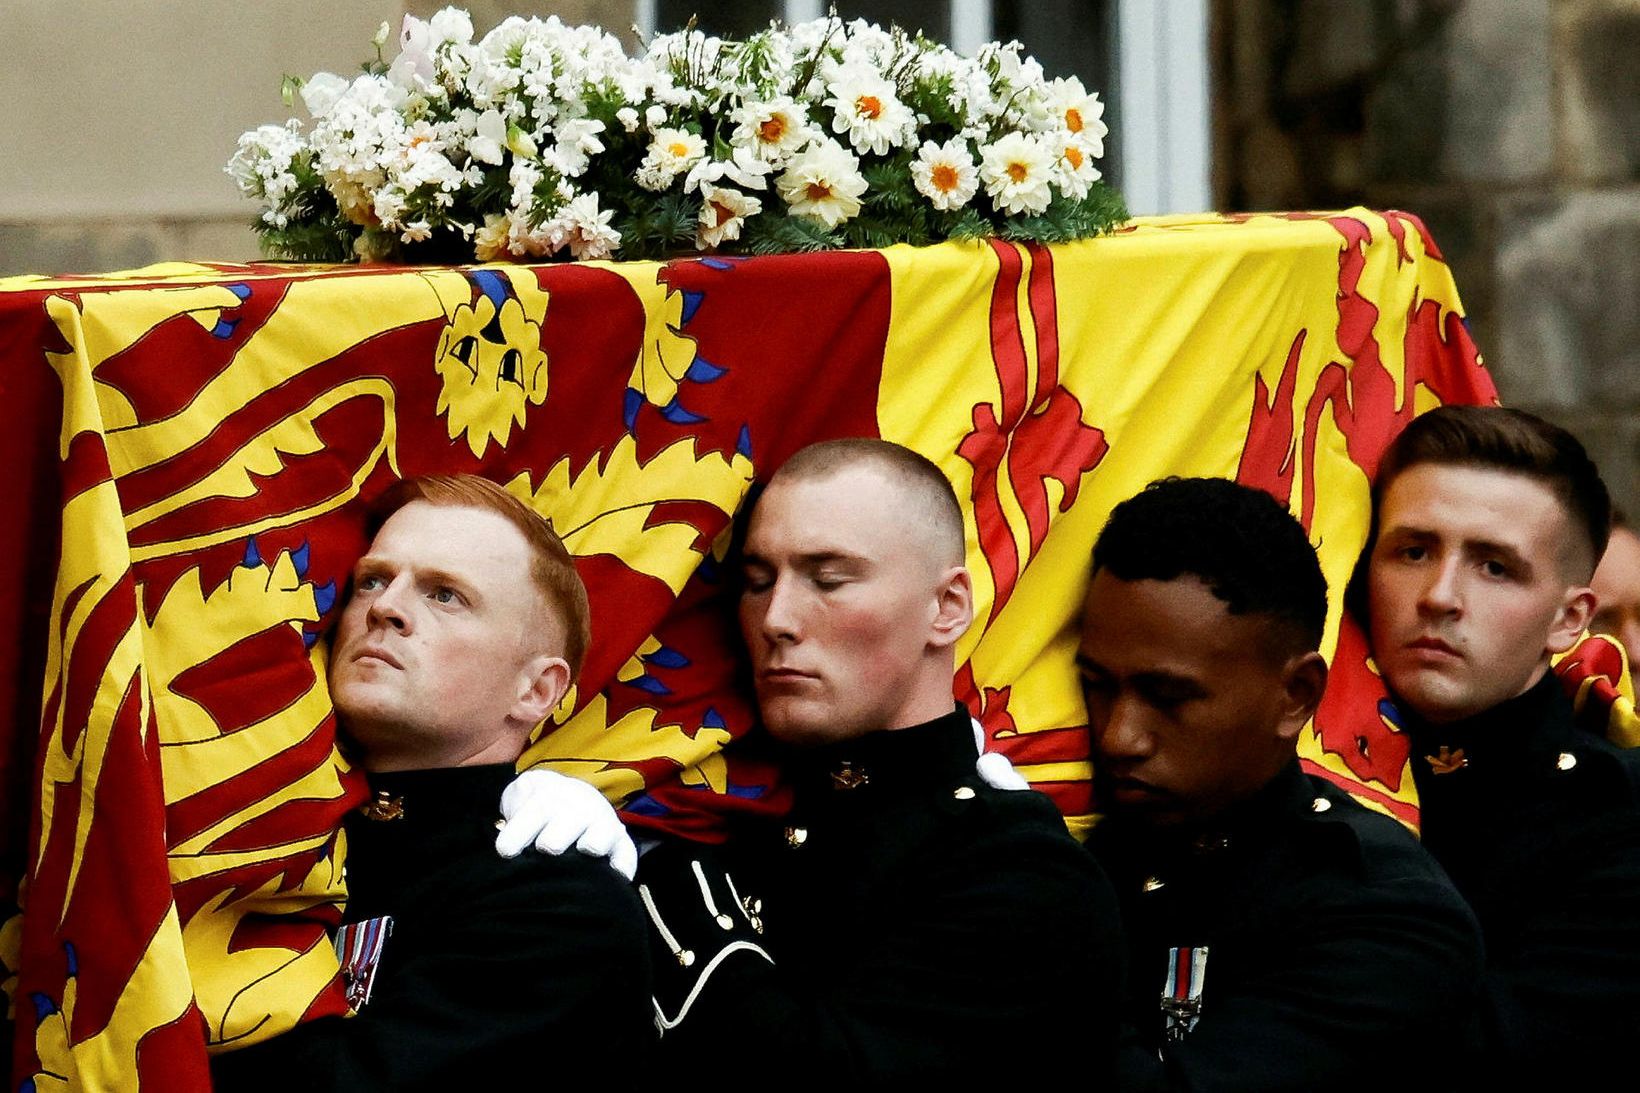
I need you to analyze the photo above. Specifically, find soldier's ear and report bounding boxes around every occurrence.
[514,654,571,726]
[1275,650,1328,743]
[1546,586,1597,656]
[929,566,973,649]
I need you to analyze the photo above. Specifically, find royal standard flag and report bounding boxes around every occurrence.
[2,210,1630,1089]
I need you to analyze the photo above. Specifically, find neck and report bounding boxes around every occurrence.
[354,726,526,774]
[873,662,960,734]
[1399,661,1553,730]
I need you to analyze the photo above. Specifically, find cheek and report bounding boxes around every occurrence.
[737,597,763,641]
[330,605,367,659]
[1364,567,1405,634]
[833,603,915,660]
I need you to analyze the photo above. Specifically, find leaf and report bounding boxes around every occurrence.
[522,691,735,802]
[505,433,755,593]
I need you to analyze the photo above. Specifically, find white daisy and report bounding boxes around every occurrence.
[776,140,868,227]
[979,132,1055,215]
[910,139,979,211]
[1055,137,1103,200]
[732,97,813,164]
[824,69,916,157]
[697,183,763,249]
[1047,77,1108,158]
[636,127,707,191]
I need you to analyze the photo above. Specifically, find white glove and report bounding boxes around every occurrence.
[971,716,1031,791]
[494,768,639,881]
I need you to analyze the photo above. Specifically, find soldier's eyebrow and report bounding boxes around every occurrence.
[350,556,483,601]
[741,548,871,570]
[794,550,869,569]
[1464,539,1533,577]
[417,565,483,601]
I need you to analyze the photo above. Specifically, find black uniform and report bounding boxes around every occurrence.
[1403,672,1640,1080]
[212,764,654,1091]
[1089,761,1484,1092]
[640,705,1125,1084]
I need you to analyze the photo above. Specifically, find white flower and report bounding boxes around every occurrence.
[696,183,762,248]
[824,68,916,156]
[683,145,773,194]
[732,97,813,164]
[300,72,349,119]
[1047,77,1108,157]
[394,15,437,87]
[549,116,606,177]
[1054,136,1102,200]
[427,7,474,48]
[616,106,641,133]
[469,109,508,165]
[979,132,1054,215]
[558,192,621,260]
[636,128,707,190]
[776,140,867,227]
[372,187,408,227]
[400,219,433,243]
[911,139,979,211]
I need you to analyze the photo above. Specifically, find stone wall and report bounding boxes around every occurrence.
[1213,0,1640,517]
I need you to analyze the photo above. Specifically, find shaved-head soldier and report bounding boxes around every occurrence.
[632,438,1124,1083]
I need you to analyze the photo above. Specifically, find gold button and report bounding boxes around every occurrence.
[785,825,809,848]
[1557,752,1578,771]
[953,786,976,800]
[1142,876,1165,892]
[1311,797,1332,813]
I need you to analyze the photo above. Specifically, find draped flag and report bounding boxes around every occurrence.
[1,209,1631,1089]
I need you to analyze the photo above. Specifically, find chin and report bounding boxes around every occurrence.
[760,705,843,747]
[1390,676,1481,724]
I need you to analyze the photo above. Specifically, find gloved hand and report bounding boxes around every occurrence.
[971,716,1031,791]
[636,840,772,1032]
[494,768,639,881]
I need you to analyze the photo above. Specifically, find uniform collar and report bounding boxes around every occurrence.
[1093,760,1315,863]
[788,704,977,805]
[353,763,516,830]
[1397,672,1571,780]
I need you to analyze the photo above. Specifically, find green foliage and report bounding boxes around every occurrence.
[999,183,1129,244]
[741,214,842,255]
[941,207,994,241]
[256,215,357,263]
[612,192,700,260]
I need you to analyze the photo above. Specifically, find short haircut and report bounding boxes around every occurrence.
[770,438,966,565]
[365,474,591,677]
[1093,477,1328,652]
[1373,405,1611,578]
